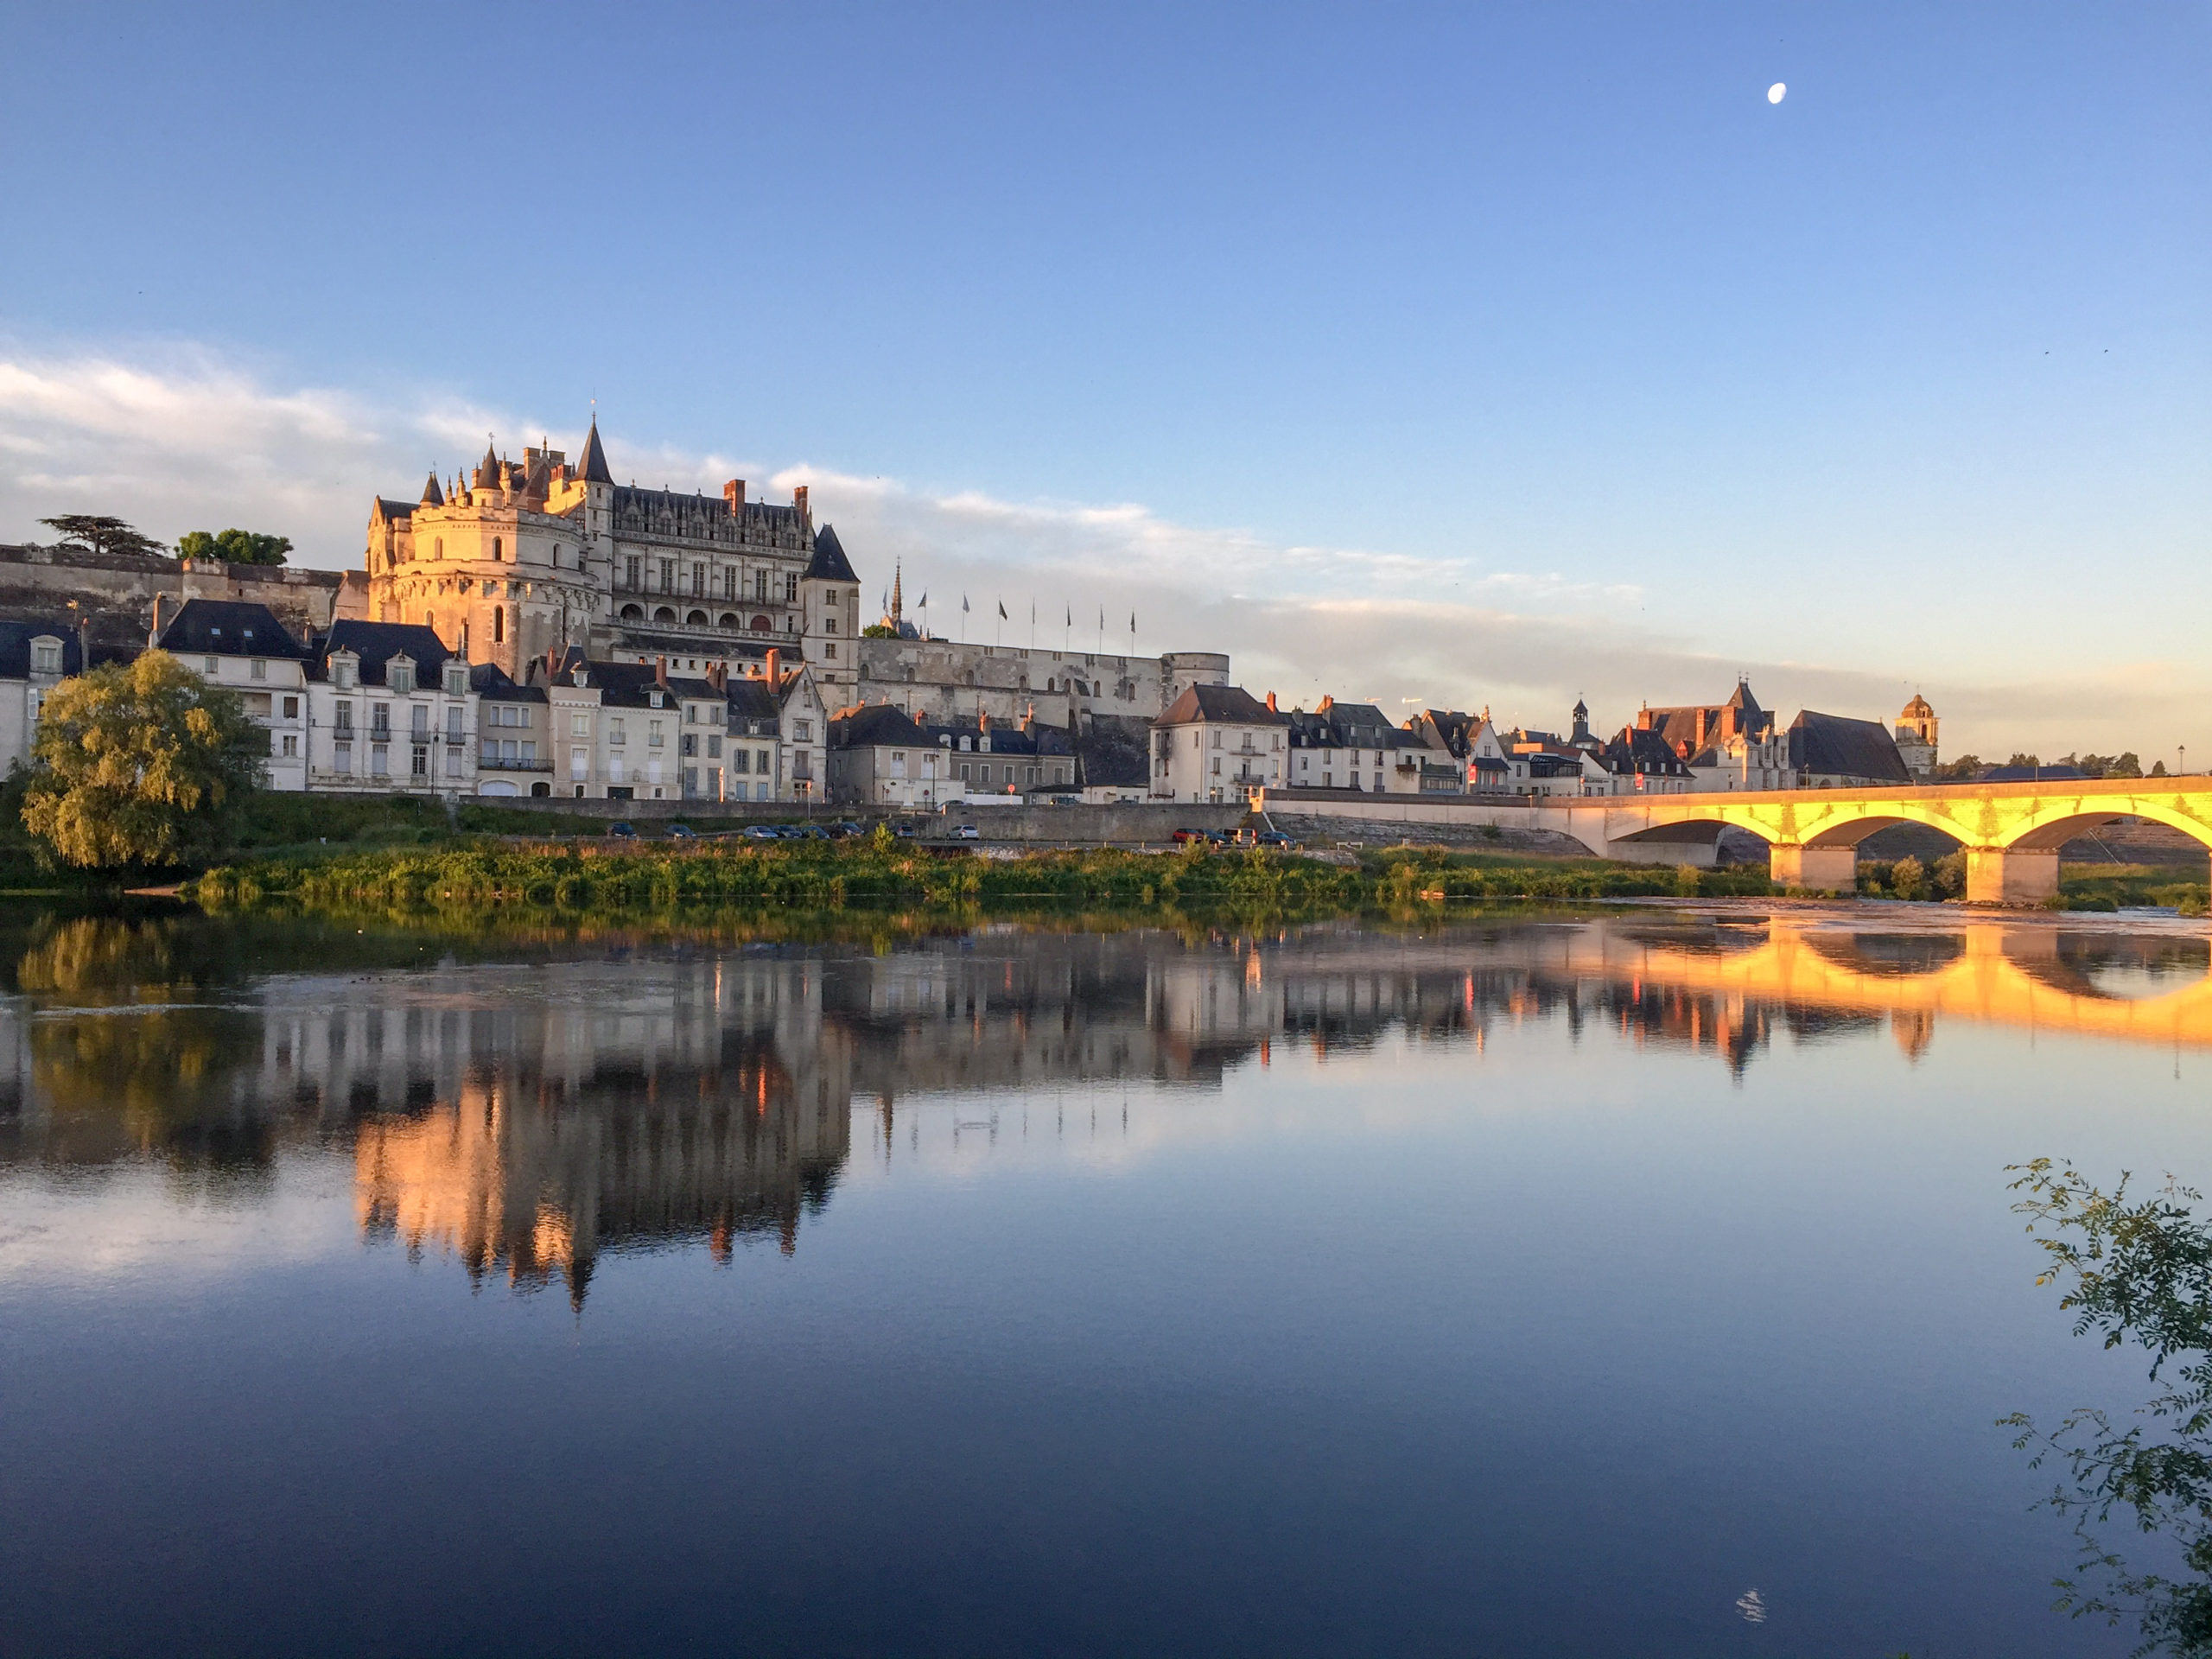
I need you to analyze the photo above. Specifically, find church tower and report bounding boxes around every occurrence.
[1895,694,1939,780]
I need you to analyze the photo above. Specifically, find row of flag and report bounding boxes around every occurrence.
[880,588,1138,635]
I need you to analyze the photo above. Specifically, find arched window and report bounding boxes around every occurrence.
[435,537,443,559]
[653,606,677,625]
[620,603,644,622]
[750,614,771,632]
[717,613,737,630]
[493,607,505,644]
[424,610,435,638]
[492,537,503,561]
[685,609,708,626]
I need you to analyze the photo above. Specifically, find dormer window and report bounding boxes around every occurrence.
[442,663,467,696]
[387,655,416,695]
[571,666,589,687]
[649,690,664,709]
[29,637,61,675]
[333,654,359,690]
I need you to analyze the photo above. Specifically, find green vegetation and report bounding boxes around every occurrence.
[36,513,168,559]
[1859,851,1968,901]
[2056,863,2209,915]
[22,652,264,871]
[2005,1160,2212,1655]
[189,838,1780,925]
[175,527,292,566]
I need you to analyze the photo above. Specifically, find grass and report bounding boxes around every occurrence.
[2056,861,2209,914]
[188,836,1782,923]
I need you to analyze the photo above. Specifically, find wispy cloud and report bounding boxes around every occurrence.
[0,345,2194,757]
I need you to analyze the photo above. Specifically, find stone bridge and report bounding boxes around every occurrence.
[1252,778,2212,904]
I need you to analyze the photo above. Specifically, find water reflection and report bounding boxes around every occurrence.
[1,908,2205,1301]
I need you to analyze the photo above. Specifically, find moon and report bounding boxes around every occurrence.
[1767,82,1787,104]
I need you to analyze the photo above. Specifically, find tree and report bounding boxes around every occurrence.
[1889,854,1927,900]
[2154,761,2171,778]
[2007,752,2043,770]
[1934,754,1984,782]
[21,652,264,869]
[860,622,899,639]
[175,528,292,567]
[37,515,168,559]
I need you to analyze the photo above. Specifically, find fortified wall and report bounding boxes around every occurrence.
[854,639,1228,727]
[0,544,348,652]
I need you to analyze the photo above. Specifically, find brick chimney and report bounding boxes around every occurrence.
[149,593,165,646]
[654,654,669,689]
[792,485,810,529]
[765,647,781,685]
[723,479,746,512]
[978,709,991,732]
[1265,690,1277,713]
[1020,701,1034,732]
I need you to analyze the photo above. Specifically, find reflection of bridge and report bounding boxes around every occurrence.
[1560,921,2212,1052]
[1255,778,2212,901]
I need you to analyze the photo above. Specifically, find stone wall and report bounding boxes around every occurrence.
[0,545,345,652]
[854,638,1229,727]
[474,791,1249,842]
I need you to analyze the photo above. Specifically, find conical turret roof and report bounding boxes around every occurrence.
[420,470,445,507]
[576,418,613,484]
[806,523,859,582]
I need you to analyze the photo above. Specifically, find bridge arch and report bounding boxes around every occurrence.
[1996,798,2212,855]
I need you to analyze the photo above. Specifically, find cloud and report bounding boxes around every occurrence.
[0,344,2196,758]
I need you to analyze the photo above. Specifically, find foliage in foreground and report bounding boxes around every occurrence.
[2005,1159,2212,1655]
[22,652,265,870]
[189,837,1780,920]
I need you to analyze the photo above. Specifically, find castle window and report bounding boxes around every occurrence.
[718,613,737,630]
[620,604,643,622]
[653,607,677,626]
[626,556,640,589]
[493,537,502,561]
[784,574,798,603]
[659,560,675,593]
[750,614,770,632]
[692,563,705,596]
[435,538,443,559]
[754,570,767,601]
[492,607,504,645]
[686,610,708,627]
[723,570,737,600]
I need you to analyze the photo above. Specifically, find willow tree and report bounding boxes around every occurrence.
[22,652,265,868]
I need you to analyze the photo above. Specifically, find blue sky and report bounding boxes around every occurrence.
[2,3,2204,756]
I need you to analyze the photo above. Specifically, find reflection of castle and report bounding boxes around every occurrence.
[3,915,2208,1300]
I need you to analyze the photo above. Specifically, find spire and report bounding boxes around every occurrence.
[890,559,903,623]
[474,437,499,490]
[420,470,444,507]
[576,417,613,484]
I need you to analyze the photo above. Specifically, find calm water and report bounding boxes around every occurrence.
[3,903,2210,1656]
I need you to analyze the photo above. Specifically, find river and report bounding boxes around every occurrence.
[2,901,2207,1656]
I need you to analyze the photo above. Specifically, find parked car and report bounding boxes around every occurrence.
[743,824,781,841]
[953,824,982,841]
[893,822,918,839]
[1253,830,1298,850]
[799,824,832,841]
[607,822,637,839]
[1205,829,1236,846]
[1170,828,1206,845]
[668,823,696,839]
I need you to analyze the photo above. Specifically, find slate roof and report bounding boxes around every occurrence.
[1978,763,2087,783]
[576,419,613,484]
[1417,709,1480,758]
[1786,710,1912,783]
[831,704,928,749]
[375,498,416,521]
[1157,683,1287,727]
[724,677,784,735]
[319,620,454,684]
[805,523,859,583]
[156,599,310,659]
[469,664,545,705]
[915,715,1073,759]
[0,619,84,678]
[1605,727,1692,775]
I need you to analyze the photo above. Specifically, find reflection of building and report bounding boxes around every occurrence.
[6,914,2212,1300]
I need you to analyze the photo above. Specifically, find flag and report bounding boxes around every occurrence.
[1065,603,1071,626]
[997,600,1007,620]
[962,594,969,613]
[1129,611,1136,632]
[918,591,927,607]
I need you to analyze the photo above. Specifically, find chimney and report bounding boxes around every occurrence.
[978,709,991,732]
[149,593,165,646]
[545,645,560,683]
[654,655,669,688]
[792,485,810,528]
[1265,690,1277,713]
[765,647,781,685]
[1020,702,1034,733]
[723,479,746,512]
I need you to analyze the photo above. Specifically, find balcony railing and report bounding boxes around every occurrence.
[478,756,554,772]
